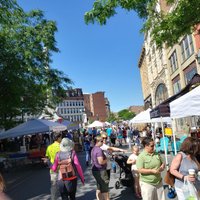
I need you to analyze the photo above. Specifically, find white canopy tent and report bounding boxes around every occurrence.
[170,85,200,155]
[87,120,105,128]
[105,121,111,126]
[170,85,200,118]
[129,108,171,165]
[129,108,171,124]
[0,119,67,140]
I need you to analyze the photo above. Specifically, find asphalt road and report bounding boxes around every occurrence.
[3,143,177,200]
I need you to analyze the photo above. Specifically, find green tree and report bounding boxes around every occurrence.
[0,0,72,129]
[106,112,117,122]
[117,109,135,120]
[84,0,200,47]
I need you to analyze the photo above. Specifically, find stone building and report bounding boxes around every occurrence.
[139,0,200,110]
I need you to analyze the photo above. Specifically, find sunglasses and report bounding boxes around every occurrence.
[103,137,107,139]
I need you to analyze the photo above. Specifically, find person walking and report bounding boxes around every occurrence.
[136,137,165,200]
[170,137,200,200]
[117,127,123,147]
[101,132,127,180]
[91,135,110,200]
[44,132,62,200]
[127,145,141,198]
[84,134,91,166]
[50,138,84,200]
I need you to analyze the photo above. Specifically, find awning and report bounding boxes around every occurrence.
[150,73,200,118]
[170,85,200,118]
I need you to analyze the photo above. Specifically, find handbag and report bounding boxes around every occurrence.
[164,170,175,187]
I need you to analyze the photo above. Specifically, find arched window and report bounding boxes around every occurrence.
[155,83,168,106]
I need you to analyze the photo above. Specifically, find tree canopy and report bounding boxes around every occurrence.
[0,0,72,129]
[106,112,117,122]
[117,109,135,120]
[84,0,200,47]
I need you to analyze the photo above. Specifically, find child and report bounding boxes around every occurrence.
[127,146,141,199]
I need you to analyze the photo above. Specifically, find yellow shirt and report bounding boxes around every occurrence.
[46,141,60,164]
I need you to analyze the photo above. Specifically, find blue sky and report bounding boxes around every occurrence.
[17,0,144,112]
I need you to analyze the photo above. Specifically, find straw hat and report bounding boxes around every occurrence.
[60,138,74,152]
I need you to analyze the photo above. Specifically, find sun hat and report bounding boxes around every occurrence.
[60,138,74,152]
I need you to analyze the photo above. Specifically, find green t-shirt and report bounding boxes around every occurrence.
[136,150,163,185]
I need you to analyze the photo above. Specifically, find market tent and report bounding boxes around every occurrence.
[61,120,79,130]
[105,121,111,126]
[87,120,105,128]
[129,108,151,124]
[169,85,200,155]
[170,85,200,118]
[0,119,67,139]
[129,108,171,124]
[129,108,171,165]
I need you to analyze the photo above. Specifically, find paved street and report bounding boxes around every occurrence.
[3,143,177,200]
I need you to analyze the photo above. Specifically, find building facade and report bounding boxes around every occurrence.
[139,0,200,111]
[129,105,144,115]
[56,88,85,123]
[138,46,151,109]
[84,91,110,122]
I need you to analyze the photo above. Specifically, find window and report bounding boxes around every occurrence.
[155,83,168,106]
[173,79,181,94]
[180,35,194,62]
[169,51,178,73]
[185,67,197,84]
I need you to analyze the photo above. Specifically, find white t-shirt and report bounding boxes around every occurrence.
[128,153,138,171]
[101,143,111,170]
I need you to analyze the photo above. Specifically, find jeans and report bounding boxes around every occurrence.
[85,150,90,162]
[57,178,77,200]
[50,171,59,200]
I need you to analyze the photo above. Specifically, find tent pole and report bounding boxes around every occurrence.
[161,117,168,166]
[151,121,155,140]
[172,118,177,155]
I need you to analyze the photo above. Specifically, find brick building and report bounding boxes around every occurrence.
[84,91,110,122]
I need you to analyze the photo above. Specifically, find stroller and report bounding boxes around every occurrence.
[114,154,134,189]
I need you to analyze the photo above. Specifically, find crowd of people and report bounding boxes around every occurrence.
[1,124,200,200]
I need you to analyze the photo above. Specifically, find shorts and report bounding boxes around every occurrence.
[92,170,109,193]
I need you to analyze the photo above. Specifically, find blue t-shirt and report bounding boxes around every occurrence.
[106,128,112,137]
[91,146,106,171]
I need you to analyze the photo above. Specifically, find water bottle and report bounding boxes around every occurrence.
[112,161,116,173]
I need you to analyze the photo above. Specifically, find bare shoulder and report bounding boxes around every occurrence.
[173,152,182,162]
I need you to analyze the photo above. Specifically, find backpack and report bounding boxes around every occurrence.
[58,151,77,181]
